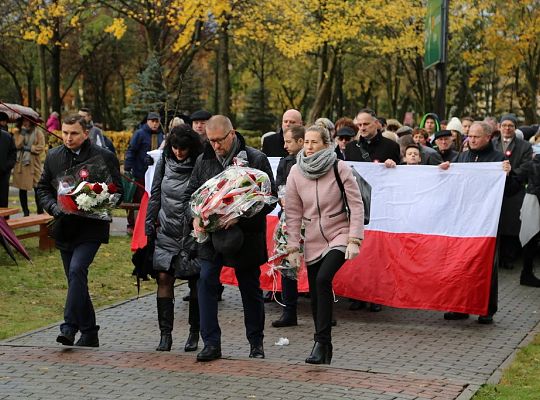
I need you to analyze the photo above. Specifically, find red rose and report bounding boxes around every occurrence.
[107,183,118,193]
[92,183,103,194]
[505,150,512,158]
[79,168,89,179]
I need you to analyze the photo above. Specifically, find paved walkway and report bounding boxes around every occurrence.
[1,260,539,399]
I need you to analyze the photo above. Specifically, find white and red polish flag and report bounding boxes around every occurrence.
[223,160,506,315]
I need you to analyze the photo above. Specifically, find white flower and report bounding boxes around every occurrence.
[75,193,98,211]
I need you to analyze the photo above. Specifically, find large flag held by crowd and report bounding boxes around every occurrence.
[133,155,506,316]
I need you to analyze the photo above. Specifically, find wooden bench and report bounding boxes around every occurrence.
[7,214,55,250]
[119,202,140,211]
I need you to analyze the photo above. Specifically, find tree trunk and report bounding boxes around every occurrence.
[50,41,62,114]
[38,45,49,119]
[308,48,337,124]
[217,19,231,117]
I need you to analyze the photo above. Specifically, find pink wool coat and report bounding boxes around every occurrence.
[285,160,364,264]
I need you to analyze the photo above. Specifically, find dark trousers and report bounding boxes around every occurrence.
[280,275,298,315]
[0,172,10,208]
[188,278,200,333]
[198,257,264,346]
[19,189,43,216]
[60,242,101,334]
[307,249,345,344]
[487,237,500,316]
[522,232,539,275]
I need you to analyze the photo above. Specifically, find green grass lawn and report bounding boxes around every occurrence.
[0,235,154,340]
[472,332,540,399]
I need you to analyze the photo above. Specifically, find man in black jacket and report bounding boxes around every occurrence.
[440,121,513,324]
[262,109,302,157]
[434,130,458,162]
[36,114,122,347]
[0,112,16,207]
[181,115,276,362]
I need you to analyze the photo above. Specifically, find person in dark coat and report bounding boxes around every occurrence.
[492,113,532,269]
[334,127,355,160]
[190,109,212,142]
[124,112,164,233]
[36,113,123,347]
[272,125,304,328]
[262,109,302,157]
[0,112,16,207]
[345,108,401,164]
[440,121,514,325]
[434,130,458,162]
[181,115,276,362]
[514,145,540,287]
[345,108,399,312]
[145,125,203,352]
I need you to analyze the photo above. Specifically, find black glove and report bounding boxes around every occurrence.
[145,155,154,166]
[145,225,156,238]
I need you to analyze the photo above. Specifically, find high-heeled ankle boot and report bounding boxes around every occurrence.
[156,297,174,351]
[184,332,199,352]
[305,342,332,364]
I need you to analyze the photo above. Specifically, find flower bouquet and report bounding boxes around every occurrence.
[55,155,121,221]
[189,164,277,243]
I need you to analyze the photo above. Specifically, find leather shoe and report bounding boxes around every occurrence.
[349,300,365,311]
[197,345,221,362]
[249,344,265,359]
[156,333,172,351]
[520,273,540,287]
[182,294,190,302]
[272,314,297,328]
[75,332,99,347]
[478,315,494,325]
[368,303,382,312]
[56,331,75,346]
[184,332,199,352]
[444,312,469,320]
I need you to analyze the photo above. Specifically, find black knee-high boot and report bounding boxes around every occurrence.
[156,297,174,351]
[19,190,29,217]
[34,189,43,214]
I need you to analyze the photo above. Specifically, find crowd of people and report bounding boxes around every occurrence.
[2,104,539,366]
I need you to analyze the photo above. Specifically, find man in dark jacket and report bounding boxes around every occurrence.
[0,112,16,207]
[441,121,513,325]
[434,130,458,162]
[124,112,163,232]
[345,108,399,312]
[36,113,122,347]
[492,113,532,269]
[181,115,276,362]
[272,125,304,328]
[345,108,401,164]
[262,109,302,157]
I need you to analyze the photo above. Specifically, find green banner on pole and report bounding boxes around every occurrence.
[424,0,443,69]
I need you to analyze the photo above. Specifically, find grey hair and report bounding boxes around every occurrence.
[206,115,233,133]
[471,121,493,136]
[306,124,332,145]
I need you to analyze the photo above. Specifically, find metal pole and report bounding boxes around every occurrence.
[435,0,449,119]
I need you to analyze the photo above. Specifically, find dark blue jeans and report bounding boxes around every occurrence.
[198,257,265,347]
[60,242,101,335]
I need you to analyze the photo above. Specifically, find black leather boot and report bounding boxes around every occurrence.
[520,270,540,287]
[156,297,174,351]
[305,342,332,365]
[184,332,199,352]
[271,312,297,328]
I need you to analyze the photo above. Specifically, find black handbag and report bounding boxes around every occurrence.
[333,160,371,225]
[173,226,201,279]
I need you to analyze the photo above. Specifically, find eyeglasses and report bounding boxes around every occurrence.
[337,136,352,141]
[209,129,233,145]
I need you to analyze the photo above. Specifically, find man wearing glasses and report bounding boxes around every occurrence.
[181,115,276,362]
[493,114,532,271]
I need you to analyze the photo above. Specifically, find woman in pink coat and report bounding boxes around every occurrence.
[285,124,364,364]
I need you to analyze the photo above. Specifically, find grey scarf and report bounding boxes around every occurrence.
[296,146,337,179]
[18,127,36,166]
[217,135,241,168]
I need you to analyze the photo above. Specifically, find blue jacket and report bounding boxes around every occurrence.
[124,124,163,179]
